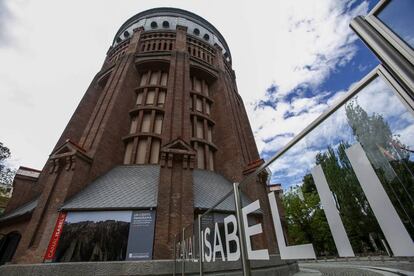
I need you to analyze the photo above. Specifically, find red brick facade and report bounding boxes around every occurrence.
[0,8,277,263]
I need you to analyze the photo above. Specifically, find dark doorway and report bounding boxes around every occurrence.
[0,232,21,265]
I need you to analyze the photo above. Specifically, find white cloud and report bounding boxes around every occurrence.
[249,0,370,157]
[239,0,369,103]
[0,0,370,169]
[263,75,414,189]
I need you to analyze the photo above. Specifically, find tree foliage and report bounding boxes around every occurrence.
[0,142,16,186]
[281,100,414,256]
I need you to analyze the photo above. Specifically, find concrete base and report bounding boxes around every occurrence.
[0,255,298,276]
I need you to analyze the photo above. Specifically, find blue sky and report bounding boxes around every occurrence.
[253,0,381,162]
[266,76,414,189]
[0,0,387,171]
[257,37,380,161]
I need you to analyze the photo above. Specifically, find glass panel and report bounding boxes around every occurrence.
[377,0,414,49]
[206,102,211,115]
[258,75,414,257]
[239,174,275,261]
[198,191,243,272]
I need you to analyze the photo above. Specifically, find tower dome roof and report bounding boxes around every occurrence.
[113,7,232,61]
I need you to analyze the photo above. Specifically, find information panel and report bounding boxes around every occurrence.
[126,210,156,260]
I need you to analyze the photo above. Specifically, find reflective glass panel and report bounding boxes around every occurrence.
[377,0,414,49]
[265,76,414,257]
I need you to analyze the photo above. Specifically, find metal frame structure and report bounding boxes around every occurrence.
[175,65,414,275]
[174,1,414,273]
[175,63,414,274]
[366,0,414,65]
[238,64,414,190]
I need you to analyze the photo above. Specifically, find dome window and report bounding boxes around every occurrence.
[123,31,130,38]
[150,21,158,29]
[116,37,122,43]
[193,28,200,35]
[162,21,169,28]
[203,33,209,41]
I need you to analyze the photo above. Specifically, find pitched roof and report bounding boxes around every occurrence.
[193,169,255,212]
[60,165,159,211]
[0,198,38,222]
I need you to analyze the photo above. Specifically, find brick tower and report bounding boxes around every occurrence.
[0,8,276,264]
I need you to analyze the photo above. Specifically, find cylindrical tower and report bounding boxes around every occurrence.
[8,8,275,264]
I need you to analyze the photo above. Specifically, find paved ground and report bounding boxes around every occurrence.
[295,260,414,276]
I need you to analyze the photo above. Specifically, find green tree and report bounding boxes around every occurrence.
[346,100,414,238]
[281,100,414,256]
[0,142,16,186]
[282,181,336,256]
[315,143,382,253]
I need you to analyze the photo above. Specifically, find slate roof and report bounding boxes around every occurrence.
[193,169,255,212]
[60,165,159,211]
[0,198,38,222]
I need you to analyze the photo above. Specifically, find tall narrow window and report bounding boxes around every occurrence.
[207,125,212,142]
[150,71,159,85]
[123,142,134,164]
[196,98,203,112]
[136,139,147,164]
[208,148,214,171]
[194,78,202,92]
[146,90,155,105]
[196,119,204,139]
[161,72,168,86]
[205,102,211,115]
[158,90,166,106]
[196,144,205,169]
[150,139,160,164]
[203,81,210,96]
[141,113,151,132]
[154,114,163,134]
[136,92,143,105]
[140,72,148,86]
[130,116,138,134]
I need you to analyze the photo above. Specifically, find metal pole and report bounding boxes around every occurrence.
[198,214,203,276]
[233,182,251,276]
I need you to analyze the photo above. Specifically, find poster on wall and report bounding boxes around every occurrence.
[53,211,132,262]
[126,210,156,260]
[44,212,67,262]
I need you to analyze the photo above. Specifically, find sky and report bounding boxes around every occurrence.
[0,0,382,170]
[267,76,414,189]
